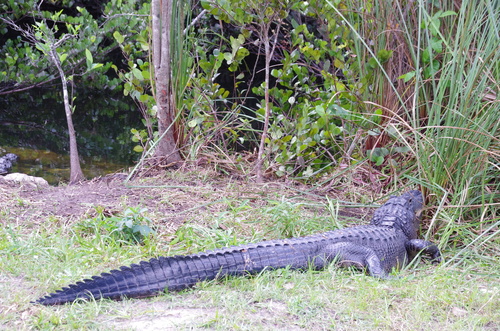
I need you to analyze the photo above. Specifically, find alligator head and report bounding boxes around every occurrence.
[370,190,423,239]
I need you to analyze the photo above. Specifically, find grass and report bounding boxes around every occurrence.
[336,0,499,248]
[1,178,498,330]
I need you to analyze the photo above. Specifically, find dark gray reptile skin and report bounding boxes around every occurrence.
[35,190,440,305]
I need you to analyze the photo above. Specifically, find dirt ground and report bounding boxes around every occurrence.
[0,170,292,232]
[0,168,368,231]
[1,172,207,217]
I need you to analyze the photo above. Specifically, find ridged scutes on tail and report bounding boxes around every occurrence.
[34,237,321,305]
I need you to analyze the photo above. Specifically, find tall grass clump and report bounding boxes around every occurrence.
[413,0,499,243]
[334,0,499,249]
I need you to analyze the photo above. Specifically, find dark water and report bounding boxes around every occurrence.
[0,88,142,185]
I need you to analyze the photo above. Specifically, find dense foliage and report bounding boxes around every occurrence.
[0,0,150,93]
[1,1,498,232]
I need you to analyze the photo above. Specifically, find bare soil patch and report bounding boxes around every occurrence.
[0,170,369,232]
[107,303,215,330]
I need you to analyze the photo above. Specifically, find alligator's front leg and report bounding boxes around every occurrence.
[406,239,441,263]
[318,242,389,278]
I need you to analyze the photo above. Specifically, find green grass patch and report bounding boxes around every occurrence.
[1,194,498,330]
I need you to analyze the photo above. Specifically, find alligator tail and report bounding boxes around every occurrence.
[35,238,321,305]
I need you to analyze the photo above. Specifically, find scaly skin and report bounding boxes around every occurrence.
[35,190,441,305]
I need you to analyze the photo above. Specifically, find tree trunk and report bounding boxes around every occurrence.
[50,47,84,184]
[255,23,271,183]
[151,0,182,165]
[255,17,282,183]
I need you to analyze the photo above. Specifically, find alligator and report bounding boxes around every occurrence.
[34,190,441,305]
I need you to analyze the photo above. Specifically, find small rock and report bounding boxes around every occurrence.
[0,153,18,174]
[4,173,49,187]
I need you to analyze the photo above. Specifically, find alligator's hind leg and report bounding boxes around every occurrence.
[318,242,388,278]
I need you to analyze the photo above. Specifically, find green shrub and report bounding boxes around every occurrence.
[76,206,156,244]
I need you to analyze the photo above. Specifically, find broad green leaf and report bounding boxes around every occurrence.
[315,105,325,117]
[235,47,249,60]
[422,49,432,63]
[423,60,440,78]
[374,156,384,166]
[399,71,416,82]
[430,38,443,53]
[368,57,378,68]
[439,11,457,18]
[85,48,93,69]
[85,49,93,63]
[132,67,143,80]
[113,31,124,44]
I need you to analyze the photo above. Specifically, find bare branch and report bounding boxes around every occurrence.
[0,17,38,44]
[184,9,207,35]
